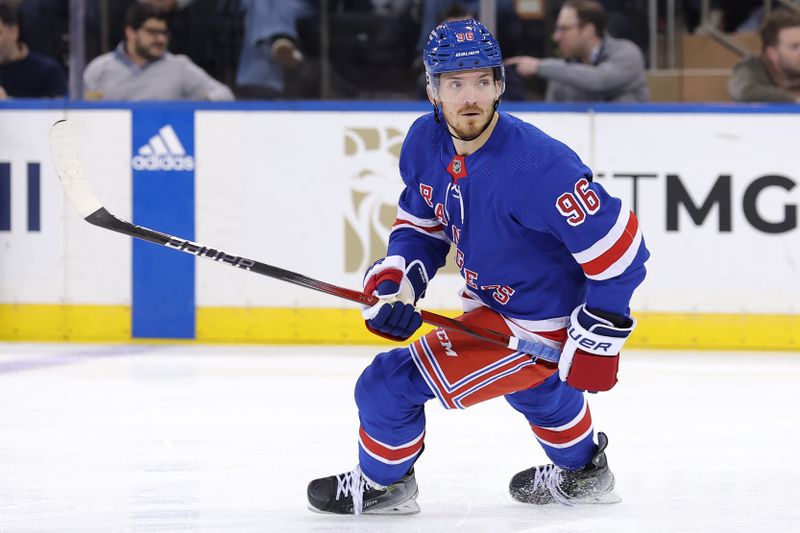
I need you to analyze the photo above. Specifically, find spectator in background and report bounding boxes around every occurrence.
[0,0,66,98]
[236,0,406,99]
[235,0,316,99]
[92,1,240,91]
[729,9,800,103]
[16,0,68,66]
[83,3,233,101]
[504,0,648,102]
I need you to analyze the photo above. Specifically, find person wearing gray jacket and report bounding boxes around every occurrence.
[83,3,233,101]
[505,0,648,102]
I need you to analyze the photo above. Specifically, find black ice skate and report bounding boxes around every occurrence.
[307,466,420,515]
[509,432,621,505]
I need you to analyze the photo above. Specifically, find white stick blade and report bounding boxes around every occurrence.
[49,119,103,218]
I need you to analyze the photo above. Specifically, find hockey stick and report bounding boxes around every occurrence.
[48,119,560,362]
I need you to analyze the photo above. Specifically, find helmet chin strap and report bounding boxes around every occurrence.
[433,99,500,142]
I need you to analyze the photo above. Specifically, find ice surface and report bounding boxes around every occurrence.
[1,343,798,532]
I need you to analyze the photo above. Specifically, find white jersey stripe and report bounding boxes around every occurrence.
[391,223,449,242]
[585,228,643,281]
[396,206,443,228]
[572,208,629,264]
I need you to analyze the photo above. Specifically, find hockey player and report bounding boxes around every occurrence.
[307,18,648,515]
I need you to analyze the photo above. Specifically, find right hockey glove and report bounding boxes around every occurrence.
[361,256,428,342]
[558,304,636,392]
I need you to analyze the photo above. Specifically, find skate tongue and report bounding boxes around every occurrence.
[590,432,610,468]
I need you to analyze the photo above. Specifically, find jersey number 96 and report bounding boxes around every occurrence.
[556,178,600,226]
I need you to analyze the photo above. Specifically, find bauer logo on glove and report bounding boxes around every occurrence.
[558,304,636,392]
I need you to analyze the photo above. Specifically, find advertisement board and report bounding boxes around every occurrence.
[1,103,797,349]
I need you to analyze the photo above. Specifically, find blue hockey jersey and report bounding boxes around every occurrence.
[388,111,649,321]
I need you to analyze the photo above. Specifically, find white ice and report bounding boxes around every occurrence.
[0,343,798,533]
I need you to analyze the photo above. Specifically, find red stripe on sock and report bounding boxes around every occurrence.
[358,426,425,462]
[531,404,593,445]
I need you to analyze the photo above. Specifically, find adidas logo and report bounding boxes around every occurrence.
[131,124,195,171]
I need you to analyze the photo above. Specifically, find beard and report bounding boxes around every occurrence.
[443,104,494,140]
[134,38,165,62]
[779,57,800,83]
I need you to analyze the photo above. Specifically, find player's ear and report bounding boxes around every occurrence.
[425,85,436,106]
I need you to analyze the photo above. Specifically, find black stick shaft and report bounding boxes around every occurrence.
[84,207,558,358]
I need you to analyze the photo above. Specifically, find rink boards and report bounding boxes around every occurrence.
[0,102,798,350]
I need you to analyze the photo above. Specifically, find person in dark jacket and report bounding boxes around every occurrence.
[729,9,800,103]
[0,1,66,99]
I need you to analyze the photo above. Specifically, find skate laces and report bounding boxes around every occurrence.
[335,466,367,515]
[531,464,571,506]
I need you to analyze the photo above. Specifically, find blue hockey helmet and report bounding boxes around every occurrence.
[423,18,506,98]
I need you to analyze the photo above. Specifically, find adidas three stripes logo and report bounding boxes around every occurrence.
[132,124,194,171]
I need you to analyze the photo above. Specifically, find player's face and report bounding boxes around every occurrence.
[434,69,501,139]
[773,26,800,79]
[128,18,169,61]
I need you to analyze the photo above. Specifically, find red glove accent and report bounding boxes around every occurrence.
[363,268,404,298]
[566,351,619,392]
[559,305,634,393]
[361,257,425,342]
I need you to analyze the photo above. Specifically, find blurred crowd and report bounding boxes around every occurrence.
[0,0,798,103]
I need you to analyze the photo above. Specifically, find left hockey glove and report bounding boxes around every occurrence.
[558,304,636,392]
[361,256,428,342]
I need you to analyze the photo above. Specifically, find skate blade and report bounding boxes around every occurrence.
[574,490,622,505]
[364,487,421,515]
[306,491,421,516]
[363,499,421,515]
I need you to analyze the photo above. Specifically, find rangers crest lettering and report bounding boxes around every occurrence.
[388,111,647,324]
